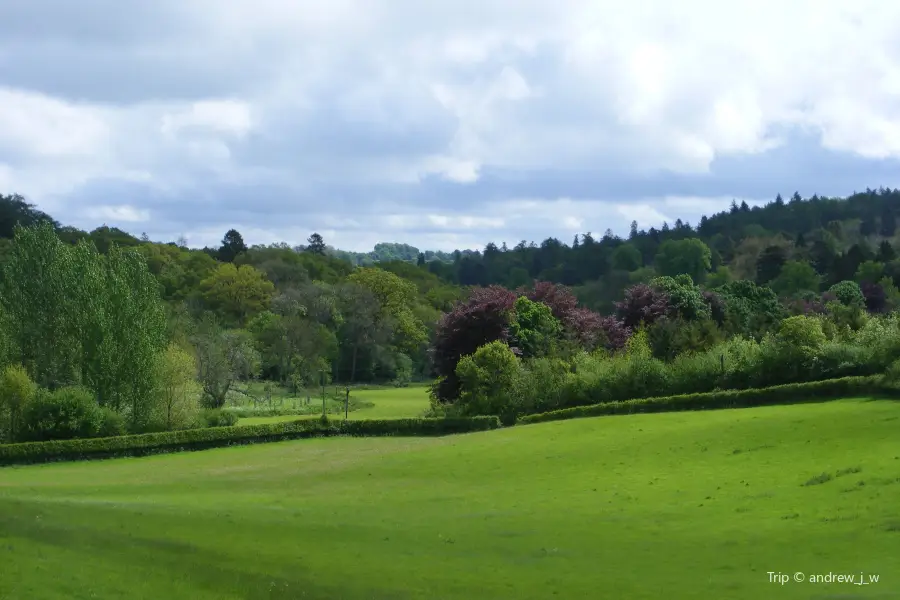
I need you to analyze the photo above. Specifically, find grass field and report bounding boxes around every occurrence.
[238,384,431,426]
[1,398,899,599]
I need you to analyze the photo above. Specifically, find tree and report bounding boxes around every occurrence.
[777,315,826,351]
[706,265,733,288]
[306,233,326,255]
[218,229,248,263]
[347,267,428,357]
[877,240,896,263]
[770,260,819,296]
[79,244,168,430]
[0,364,36,442]
[199,263,275,325]
[860,213,877,236]
[455,341,522,418]
[153,343,197,430]
[193,323,260,408]
[508,296,561,358]
[755,245,788,284]
[611,244,642,271]
[430,286,518,403]
[649,276,711,322]
[615,284,671,329]
[336,282,394,382]
[654,238,711,282]
[881,206,897,237]
[0,194,59,239]
[855,260,885,284]
[715,280,784,338]
[0,222,81,388]
[827,280,865,309]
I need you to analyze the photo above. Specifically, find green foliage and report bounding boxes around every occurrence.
[654,238,711,283]
[193,323,261,408]
[455,341,523,419]
[828,280,865,308]
[153,343,198,430]
[0,416,502,466]
[0,364,36,442]
[80,244,168,429]
[347,267,429,357]
[855,260,884,284]
[705,265,733,287]
[0,224,167,432]
[0,222,81,388]
[199,263,275,326]
[715,280,784,338]
[650,276,711,321]
[611,244,642,271]
[391,353,413,387]
[194,408,239,428]
[770,260,819,296]
[776,315,827,351]
[97,407,127,438]
[508,296,562,358]
[647,318,723,361]
[18,386,103,442]
[520,376,891,425]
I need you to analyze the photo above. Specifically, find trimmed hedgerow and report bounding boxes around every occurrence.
[0,416,501,466]
[519,376,900,425]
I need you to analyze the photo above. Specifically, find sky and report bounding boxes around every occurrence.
[4,1,900,252]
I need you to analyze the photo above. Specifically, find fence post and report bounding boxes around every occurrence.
[345,387,350,420]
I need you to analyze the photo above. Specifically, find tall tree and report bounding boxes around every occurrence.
[218,229,248,263]
[756,245,788,284]
[654,238,712,283]
[306,233,327,255]
[881,206,897,237]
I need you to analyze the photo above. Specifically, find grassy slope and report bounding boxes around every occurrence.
[1,398,899,599]
[238,385,431,425]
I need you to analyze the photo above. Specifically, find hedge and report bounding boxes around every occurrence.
[0,416,501,466]
[518,375,900,425]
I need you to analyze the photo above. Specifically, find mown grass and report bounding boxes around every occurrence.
[238,384,431,425]
[1,398,898,599]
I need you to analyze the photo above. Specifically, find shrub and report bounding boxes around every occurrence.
[98,408,127,438]
[19,386,103,442]
[0,364,37,442]
[828,281,865,308]
[518,357,571,415]
[455,341,523,419]
[391,353,413,387]
[0,416,502,466]
[195,408,239,428]
[520,376,894,425]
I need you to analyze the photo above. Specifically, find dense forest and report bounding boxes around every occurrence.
[1,186,900,441]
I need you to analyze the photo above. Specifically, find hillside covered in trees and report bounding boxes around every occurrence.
[1,187,900,441]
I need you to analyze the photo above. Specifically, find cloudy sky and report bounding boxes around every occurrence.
[3,1,900,252]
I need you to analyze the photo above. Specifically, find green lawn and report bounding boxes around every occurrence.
[238,384,431,425]
[1,398,899,599]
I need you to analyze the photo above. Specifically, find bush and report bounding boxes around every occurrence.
[0,416,503,466]
[455,341,523,418]
[195,408,239,428]
[518,357,571,415]
[98,408,127,438]
[520,376,895,425]
[18,386,104,442]
[0,364,37,442]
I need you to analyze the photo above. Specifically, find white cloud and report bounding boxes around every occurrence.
[85,204,151,223]
[615,204,672,229]
[4,0,900,249]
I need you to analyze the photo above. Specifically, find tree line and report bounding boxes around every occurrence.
[0,187,899,441]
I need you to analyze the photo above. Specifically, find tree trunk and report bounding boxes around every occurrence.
[350,345,358,383]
